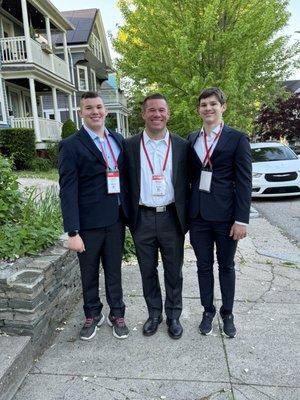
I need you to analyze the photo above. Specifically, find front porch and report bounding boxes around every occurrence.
[3,77,74,147]
[0,36,70,82]
[10,116,62,142]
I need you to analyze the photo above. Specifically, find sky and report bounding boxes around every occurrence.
[51,0,300,78]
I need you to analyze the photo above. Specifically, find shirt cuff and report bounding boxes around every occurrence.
[235,221,248,226]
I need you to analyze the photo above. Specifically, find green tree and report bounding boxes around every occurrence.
[114,0,299,136]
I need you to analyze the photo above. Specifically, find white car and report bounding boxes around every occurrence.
[251,142,300,197]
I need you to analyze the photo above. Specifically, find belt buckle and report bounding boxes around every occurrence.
[156,206,166,212]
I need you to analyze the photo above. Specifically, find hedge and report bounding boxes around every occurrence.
[0,128,36,170]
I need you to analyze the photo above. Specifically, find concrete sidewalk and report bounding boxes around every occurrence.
[13,214,300,400]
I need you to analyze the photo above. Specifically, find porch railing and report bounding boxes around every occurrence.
[0,36,70,82]
[10,117,62,142]
[101,90,128,108]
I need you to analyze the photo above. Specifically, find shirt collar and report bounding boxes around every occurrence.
[200,122,223,137]
[143,129,169,145]
[84,124,110,141]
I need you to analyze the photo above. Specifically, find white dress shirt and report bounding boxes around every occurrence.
[139,130,174,207]
[193,123,222,165]
[84,124,120,170]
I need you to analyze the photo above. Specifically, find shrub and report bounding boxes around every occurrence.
[0,155,22,224]
[61,119,77,139]
[123,229,136,261]
[46,142,60,168]
[30,157,52,172]
[0,187,62,260]
[0,128,36,170]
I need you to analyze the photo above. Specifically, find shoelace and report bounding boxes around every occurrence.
[84,317,94,327]
[113,317,125,327]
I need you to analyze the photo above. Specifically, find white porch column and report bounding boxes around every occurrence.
[52,87,60,122]
[45,16,52,48]
[125,115,129,137]
[116,112,121,134]
[68,94,73,121]
[21,0,32,61]
[45,16,54,70]
[62,32,71,80]
[29,78,41,142]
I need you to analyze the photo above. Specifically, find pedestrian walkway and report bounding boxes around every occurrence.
[12,214,300,400]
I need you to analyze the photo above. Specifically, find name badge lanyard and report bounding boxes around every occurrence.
[98,133,118,171]
[98,134,120,194]
[202,123,223,169]
[199,124,223,192]
[141,135,171,196]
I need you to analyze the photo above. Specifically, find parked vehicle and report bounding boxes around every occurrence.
[251,142,300,197]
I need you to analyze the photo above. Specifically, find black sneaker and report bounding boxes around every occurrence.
[80,314,105,340]
[107,315,129,339]
[199,310,216,335]
[220,312,236,338]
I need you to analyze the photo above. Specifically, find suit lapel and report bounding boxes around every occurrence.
[211,124,231,161]
[133,133,142,190]
[171,133,179,185]
[77,127,106,167]
[190,131,203,167]
[107,128,123,162]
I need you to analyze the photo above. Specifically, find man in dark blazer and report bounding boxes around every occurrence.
[124,93,189,339]
[59,91,129,341]
[188,87,252,338]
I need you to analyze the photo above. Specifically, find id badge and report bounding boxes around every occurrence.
[152,174,166,196]
[199,168,212,192]
[107,170,120,194]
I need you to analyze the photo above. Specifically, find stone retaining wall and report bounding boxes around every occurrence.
[0,238,81,354]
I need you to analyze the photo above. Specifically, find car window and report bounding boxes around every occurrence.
[251,146,298,162]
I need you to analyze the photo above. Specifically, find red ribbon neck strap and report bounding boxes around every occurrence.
[141,134,171,175]
[98,133,118,169]
[202,123,223,168]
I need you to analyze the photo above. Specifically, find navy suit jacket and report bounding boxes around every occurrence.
[58,126,128,232]
[188,124,252,224]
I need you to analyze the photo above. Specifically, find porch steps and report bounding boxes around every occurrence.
[0,335,33,400]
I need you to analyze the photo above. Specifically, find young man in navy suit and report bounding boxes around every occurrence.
[188,87,252,338]
[59,91,129,340]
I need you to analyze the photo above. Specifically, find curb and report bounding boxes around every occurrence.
[0,335,33,400]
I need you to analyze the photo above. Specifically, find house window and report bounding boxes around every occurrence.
[90,33,103,62]
[90,69,96,91]
[77,65,89,91]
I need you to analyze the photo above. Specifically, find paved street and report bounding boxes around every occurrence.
[12,214,300,400]
[252,196,300,246]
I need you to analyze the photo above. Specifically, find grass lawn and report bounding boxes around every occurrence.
[16,169,59,181]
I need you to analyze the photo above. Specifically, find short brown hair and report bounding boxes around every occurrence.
[79,91,104,109]
[142,93,168,111]
[198,87,227,106]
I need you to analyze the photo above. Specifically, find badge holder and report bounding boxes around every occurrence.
[199,167,212,192]
[152,174,166,196]
[107,169,120,194]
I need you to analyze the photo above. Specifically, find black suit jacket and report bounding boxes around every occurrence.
[124,132,190,234]
[58,126,128,232]
[188,124,252,223]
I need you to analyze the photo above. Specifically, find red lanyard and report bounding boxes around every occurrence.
[202,123,223,168]
[98,133,118,170]
[141,134,171,175]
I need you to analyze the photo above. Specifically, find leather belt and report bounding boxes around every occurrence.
[139,203,175,213]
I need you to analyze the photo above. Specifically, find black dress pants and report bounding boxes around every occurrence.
[190,216,237,313]
[78,220,125,318]
[132,206,184,319]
